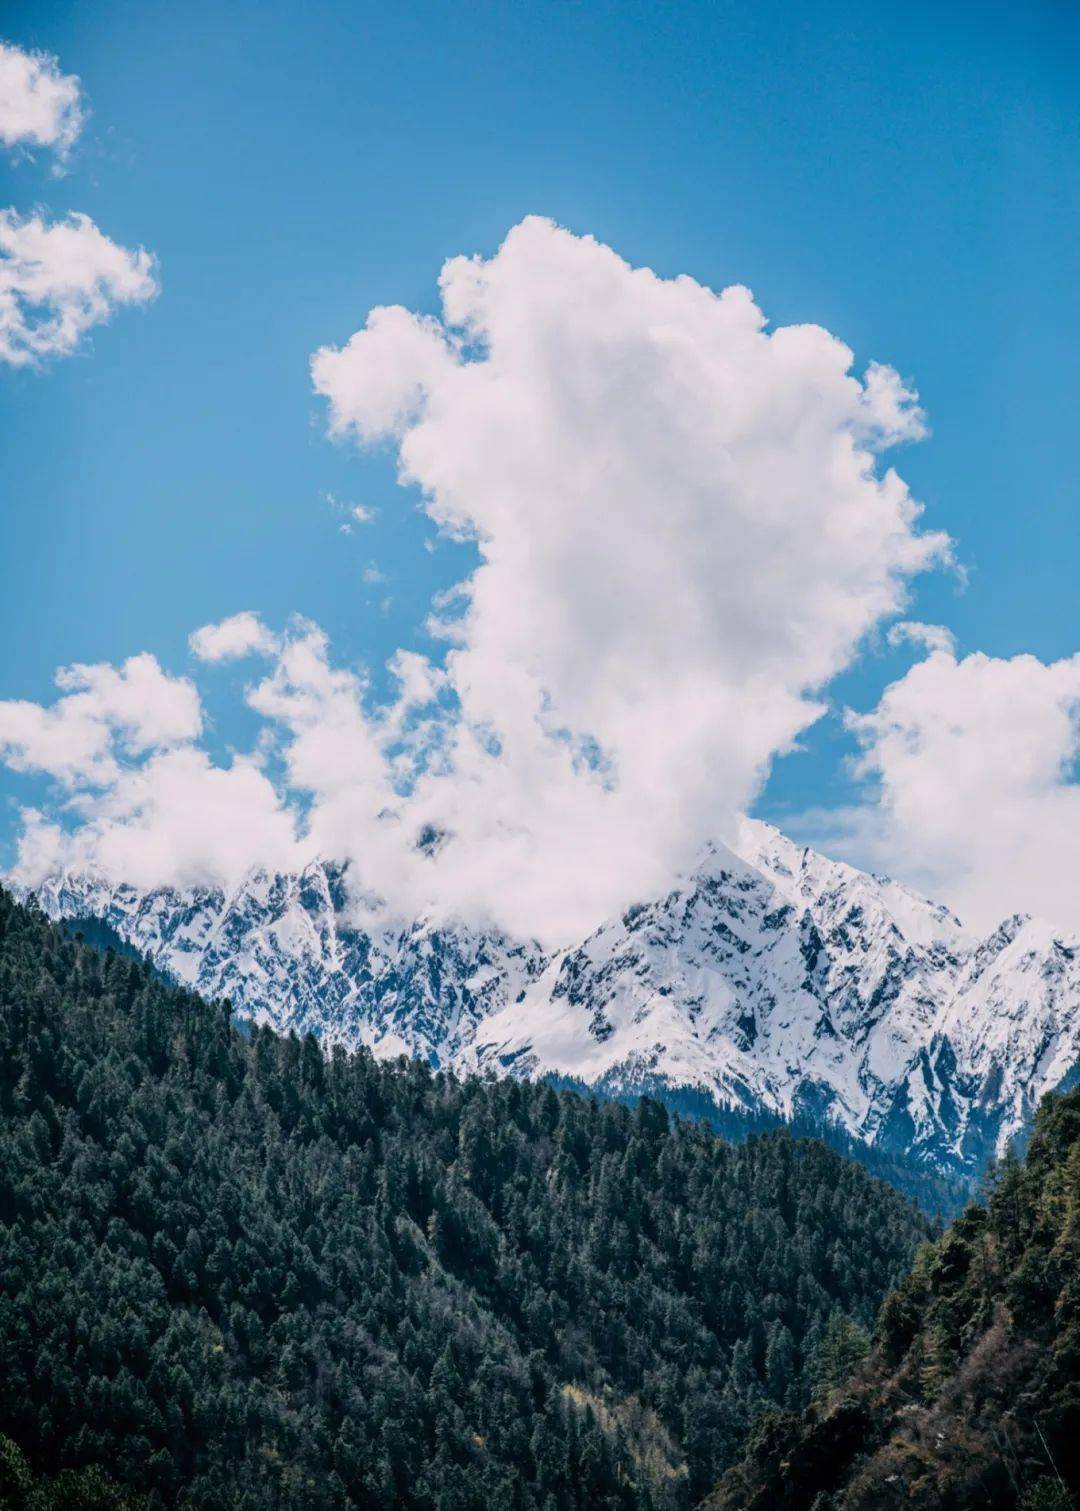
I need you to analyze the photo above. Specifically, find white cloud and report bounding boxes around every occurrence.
[824,645,1080,933]
[0,40,84,163]
[857,361,928,448]
[17,749,301,892]
[190,611,279,663]
[5,219,951,941]
[886,620,956,656]
[1,652,297,891]
[314,304,454,446]
[0,653,201,787]
[307,215,948,938]
[0,209,158,367]
[323,491,376,534]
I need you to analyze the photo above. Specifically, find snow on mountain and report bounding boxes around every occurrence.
[21,821,1080,1177]
[462,823,979,1158]
[28,863,548,1066]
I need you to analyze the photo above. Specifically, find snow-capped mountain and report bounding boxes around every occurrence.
[22,822,1080,1179]
[28,864,548,1066]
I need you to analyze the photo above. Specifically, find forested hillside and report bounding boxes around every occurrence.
[708,1084,1080,1511]
[0,890,928,1509]
[552,1077,971,1219]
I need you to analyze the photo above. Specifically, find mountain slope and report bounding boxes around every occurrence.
[0,888,928,1508]
[31,863,548,1064]
[24,821,1080,1182]
[707,1082,1080,1510]
[465,826,970,1150]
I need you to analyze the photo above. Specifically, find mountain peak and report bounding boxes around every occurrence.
[19,824,1080,1178]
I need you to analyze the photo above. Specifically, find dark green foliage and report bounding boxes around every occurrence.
[707,1086,1080,1510]
[0,890,928,1508]
[551,1077,974,1219]
[809,1312,869,1400]
[0,1432,141,1509]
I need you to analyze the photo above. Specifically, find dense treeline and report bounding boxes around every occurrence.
[0,890,928,1508]
[708,1084,1080,1511]
[553,1077,972,1220]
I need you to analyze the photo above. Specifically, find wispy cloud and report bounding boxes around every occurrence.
[323,490,377,534]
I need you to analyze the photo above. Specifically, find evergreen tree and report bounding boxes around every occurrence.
[0,889,929,1509]
[708,1084,1080,1510]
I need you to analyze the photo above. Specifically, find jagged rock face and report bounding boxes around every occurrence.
[29,864,549,1067]
[23,822,1080,1177]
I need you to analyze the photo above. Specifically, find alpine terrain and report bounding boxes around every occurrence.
[24,821,1080,1186]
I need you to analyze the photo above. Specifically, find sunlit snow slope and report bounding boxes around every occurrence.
[24,822,1080,1177]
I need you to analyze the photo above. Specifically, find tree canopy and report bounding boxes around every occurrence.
[0,889,928,1508]
[708,1082,1080,1510]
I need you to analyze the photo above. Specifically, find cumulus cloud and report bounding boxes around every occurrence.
[5,219,950,940]
[0,44,157,367]
[190,611,279,663]
[1,652,297,891]
[0,39,84,164]
[0,653,201,788]
[0,209,158,367]
[17,749,301,893]
[821,644,1080,933]
[307,215,948,937]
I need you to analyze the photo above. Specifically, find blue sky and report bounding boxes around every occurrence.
[0,0,1078,933]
